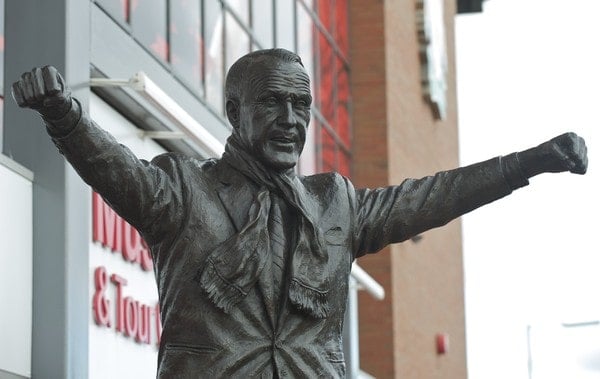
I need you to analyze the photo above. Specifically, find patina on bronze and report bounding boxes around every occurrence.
[12,49,588,378]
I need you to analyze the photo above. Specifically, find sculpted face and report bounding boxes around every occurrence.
[235,59,312,171]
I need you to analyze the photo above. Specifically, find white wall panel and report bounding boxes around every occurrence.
[0,158,33,378]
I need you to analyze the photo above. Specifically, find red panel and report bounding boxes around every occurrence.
[335,0,349,56]
[313,0,352,175]
[338,151,350,177]
[317,0,333,33]
[336,57,350,146]
[320,128,336,173]
[318,32,334,126]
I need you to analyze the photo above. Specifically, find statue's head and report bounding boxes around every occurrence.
[225,49,312,171]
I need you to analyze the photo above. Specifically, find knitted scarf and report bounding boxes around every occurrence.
[196,134,330,319]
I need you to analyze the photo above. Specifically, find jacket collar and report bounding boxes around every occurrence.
[213,160,256,232]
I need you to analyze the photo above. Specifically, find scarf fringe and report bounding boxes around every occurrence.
[195,261,247,314]
[289,280,329,319]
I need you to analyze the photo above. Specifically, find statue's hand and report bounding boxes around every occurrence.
[11,66,72,120]
[534,132,588,175]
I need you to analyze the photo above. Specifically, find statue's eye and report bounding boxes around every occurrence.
[263,97,278,106]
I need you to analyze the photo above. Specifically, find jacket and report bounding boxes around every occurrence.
[49,107,525,378]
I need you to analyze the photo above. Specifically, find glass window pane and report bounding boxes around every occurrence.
[205,0,224,114]
[170,0,202,94]
[300,0,314,9]
[225,13,250,73]
[297,3,315,96]
[336,58,350,146]
[320,127,336,173]
[335,0,349,57]
[318,33,334,126]
[131,0,169,62]
[225,0,249,25]
[317,0,333,35]
[275,0,295,51]
[96,0,129,24]
[251,0,273,48]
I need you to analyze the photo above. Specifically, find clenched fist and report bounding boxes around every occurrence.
[11,66,72,120]
[546,132,588,174]
[519,132,588,177]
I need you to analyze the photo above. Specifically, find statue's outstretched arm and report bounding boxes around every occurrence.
[354,133,588,257]
[12,66,185,243]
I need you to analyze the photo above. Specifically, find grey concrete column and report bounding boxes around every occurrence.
[4,1,91,377]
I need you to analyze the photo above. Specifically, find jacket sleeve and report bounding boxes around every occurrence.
[46,99,185,244]
[353,157,527,258]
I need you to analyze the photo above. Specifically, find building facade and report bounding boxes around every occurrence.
[350,1,467,377]
[0,0,479,378]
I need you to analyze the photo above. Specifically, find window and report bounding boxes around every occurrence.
[252,0,274,48]
[170,0,203,95]
[93,0,352,176]
[131,0,169,62]
[296,0,351,176]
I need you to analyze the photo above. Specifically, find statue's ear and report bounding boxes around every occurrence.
[226,99,240,129]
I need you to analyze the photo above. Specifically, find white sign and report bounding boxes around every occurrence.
[88,94,166,379]
[418,0,448,119]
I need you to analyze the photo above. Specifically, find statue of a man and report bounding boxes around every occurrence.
[12,49,587,378]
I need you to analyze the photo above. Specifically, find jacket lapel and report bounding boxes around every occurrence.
[213,161,277,329]
[292,176,318,218]
[214,162,254,233]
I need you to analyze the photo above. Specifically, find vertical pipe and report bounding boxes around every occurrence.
[343,277,360,378]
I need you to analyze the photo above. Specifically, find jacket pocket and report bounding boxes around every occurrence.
[324,226,345,246]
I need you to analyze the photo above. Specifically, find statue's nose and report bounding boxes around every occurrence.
[278,100,296,127]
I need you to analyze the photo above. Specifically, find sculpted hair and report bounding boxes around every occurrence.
[225,48,304,104]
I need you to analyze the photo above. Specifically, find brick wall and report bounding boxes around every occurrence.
[349,0,467,377]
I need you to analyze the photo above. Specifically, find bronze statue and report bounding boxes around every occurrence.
[12,49,587,378]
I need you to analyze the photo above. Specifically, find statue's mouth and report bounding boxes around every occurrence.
[269,132,297,145]
[271,136,295,143]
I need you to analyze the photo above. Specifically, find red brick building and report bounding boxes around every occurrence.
[350,1,479,377]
